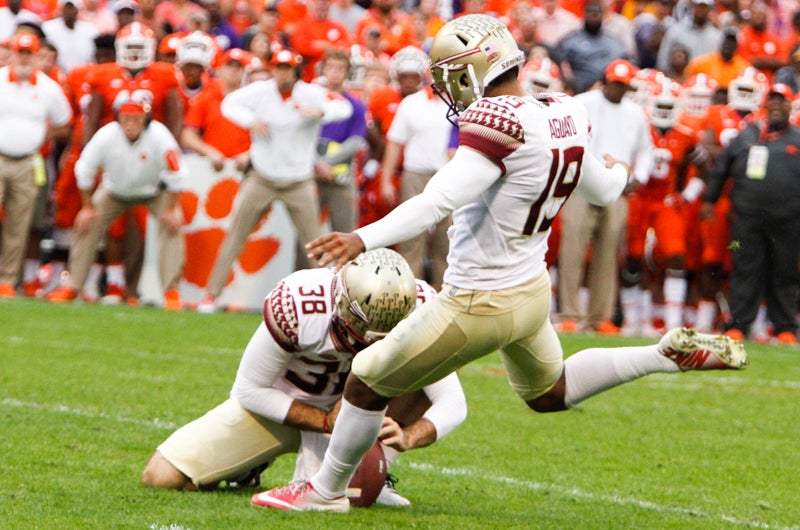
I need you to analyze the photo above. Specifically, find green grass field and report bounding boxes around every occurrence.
[2,299,798,529]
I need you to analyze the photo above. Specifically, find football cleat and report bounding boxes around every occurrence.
[197,293,217,314]
[594,320,620,336]
[774,331,798,345]
[723,328,745,341]
[251,481,349,512]
[375,474,411,507]
[22,279,41,298]
[101,284,124,305]
[658,327,749,371]
[0,283,16,298]
[46,286,77,303]
[163,289,182,311]
[557,319,579,333]
[225,461,271,490]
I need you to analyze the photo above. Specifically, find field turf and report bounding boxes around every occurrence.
[2,299,798,529]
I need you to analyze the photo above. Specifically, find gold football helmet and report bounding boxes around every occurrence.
[334,248,417,345]
[429,14,525,121]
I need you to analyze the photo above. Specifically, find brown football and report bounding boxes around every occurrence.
[346,441,387,508]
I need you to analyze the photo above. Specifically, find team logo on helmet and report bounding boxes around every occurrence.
[333,248,417,346]
[429,14,525,123]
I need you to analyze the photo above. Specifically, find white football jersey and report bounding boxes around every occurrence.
[444,93,591,289]
[262,268,437,410]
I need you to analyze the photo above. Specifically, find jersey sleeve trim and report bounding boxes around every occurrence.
[263,281,302,352]
[457,98,525,172]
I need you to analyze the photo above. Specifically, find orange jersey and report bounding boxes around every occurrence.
[86,61,179,126]
[704,104,762,148]
[54,64,96,229]
[676,112,706,141]
[638,123,698,202]
[183,78,250,158]
[276,0,308,36]
[355,9,418,56]
[177,71,214,111]
[628,122,699,261]
[290,17,352,82]
[627,193,688,260]
[367,85,402,136]
[737,26,789,82]
[63,63,95,147]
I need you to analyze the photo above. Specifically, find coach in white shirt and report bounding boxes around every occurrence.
[557,59,653,334]
[0,34,71,297]
[198,48,352,312]
[47,98,187,306]
[43,0,99,73]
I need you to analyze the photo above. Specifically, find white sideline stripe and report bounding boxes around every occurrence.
[0,398,178,431]
[408,462,798,530]
[149,524,192,530]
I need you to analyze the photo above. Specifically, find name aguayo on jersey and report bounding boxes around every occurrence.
[262,268,436,402]
[441,93,591,291]
[457,94,585,170]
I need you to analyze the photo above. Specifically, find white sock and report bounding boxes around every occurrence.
[695,299,716,332]
[564,345,680,408]
[652,302,665,327]
[23,259,39,283]
[752,303,770,337]
[105,263,126,287]
[311,399,385,499]
[663,275,687,329]
[684,305,698,328]
[620,285,641,329]
[640,289,651,323]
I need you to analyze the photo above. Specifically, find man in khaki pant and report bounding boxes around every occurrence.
[557,60,653,334]
[47,99,187,309]
[197,48,352,313]
[0,34,71,297]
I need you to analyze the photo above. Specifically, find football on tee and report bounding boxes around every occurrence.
[347,441,387,507]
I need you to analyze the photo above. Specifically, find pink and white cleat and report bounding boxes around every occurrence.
[658,327,749,371]
[251,481,349,513]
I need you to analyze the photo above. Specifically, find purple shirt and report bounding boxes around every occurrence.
[320,91,366,143]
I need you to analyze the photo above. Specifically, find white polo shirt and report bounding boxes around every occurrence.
[76,120,187,198]
[575,88,653,184]
[221,78,353,183]
[0,66,72,158]
[386,87,453,174]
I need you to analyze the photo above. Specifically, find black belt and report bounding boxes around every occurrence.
[0,152,34,161]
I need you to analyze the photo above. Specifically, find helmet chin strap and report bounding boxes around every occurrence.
[432,82,460,126]
[433,62,484,126]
